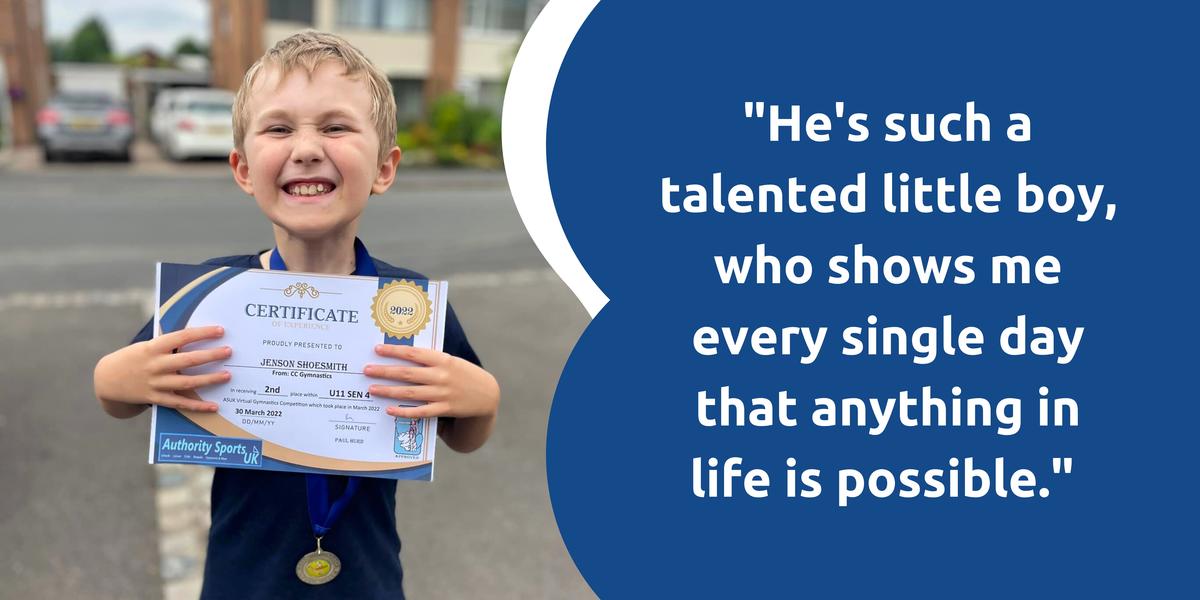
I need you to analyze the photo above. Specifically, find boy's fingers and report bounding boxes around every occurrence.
[158,371,231,391]
[386,404,443,419]
[153,391,219,413]
[155,326,224,352]
[373,344,447,366]
[165,346,232,371]
[370,383,440,402]
[363,364,441,385]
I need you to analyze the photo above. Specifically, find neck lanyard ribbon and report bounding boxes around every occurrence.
[269,237,376,538]
[269,237,377,278]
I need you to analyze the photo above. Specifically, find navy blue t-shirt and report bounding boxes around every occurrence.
[132,253,480,599]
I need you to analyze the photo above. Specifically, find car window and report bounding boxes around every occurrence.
[56,94,115,108]
[184,101,233,114]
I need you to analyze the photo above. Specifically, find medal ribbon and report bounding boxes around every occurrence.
[269,237,376,539]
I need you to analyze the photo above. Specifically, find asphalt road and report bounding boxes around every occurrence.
[0,164,593,599]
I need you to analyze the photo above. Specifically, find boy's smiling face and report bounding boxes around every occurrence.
[230,61,400,240]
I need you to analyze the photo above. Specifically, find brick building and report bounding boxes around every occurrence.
[211,0,545,124]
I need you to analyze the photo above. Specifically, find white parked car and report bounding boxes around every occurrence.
[149,88,185,145]
[159,89,236,161]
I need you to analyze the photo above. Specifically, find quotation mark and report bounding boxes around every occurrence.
[744,101,765,118]
[1052,457,1073,474]
[1039,457,1073,498]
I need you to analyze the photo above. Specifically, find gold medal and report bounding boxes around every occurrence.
[296,537,341,585]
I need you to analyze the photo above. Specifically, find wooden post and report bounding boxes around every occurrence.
[0,0,49,146]
[210,0,265,92]
[426,0,462,109]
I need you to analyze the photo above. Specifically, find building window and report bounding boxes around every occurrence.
[338,0,376,28]
[524,0,547,30]
[464,0,527,33]
[381,0,429,30]
[268,0,314,24]
[457,78,505,115]
[476,80,505,113]
[338,0,430,31]
[390,78,425,125]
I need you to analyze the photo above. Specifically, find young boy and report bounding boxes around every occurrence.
[92,31,500,598]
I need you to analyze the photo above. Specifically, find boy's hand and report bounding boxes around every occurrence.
[364,345,499,420]
[94,325,232,418]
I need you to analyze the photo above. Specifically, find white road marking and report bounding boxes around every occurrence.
[450,267,563,289]
[0,245,212,268]
[0,288,153,311]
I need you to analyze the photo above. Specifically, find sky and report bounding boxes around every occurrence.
[44,0,209,55]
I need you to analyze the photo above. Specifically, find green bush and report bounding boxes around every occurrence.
[396,92,502,168]
[471,112,501,154]
[429,93,470,146]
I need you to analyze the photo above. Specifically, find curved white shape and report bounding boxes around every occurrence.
[502,0,607,317]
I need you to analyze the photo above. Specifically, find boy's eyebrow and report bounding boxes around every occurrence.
[255,107,362,122]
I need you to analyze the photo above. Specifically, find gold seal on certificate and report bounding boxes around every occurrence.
[371,279,433,340]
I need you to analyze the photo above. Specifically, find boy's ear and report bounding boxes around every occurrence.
[229,148,255,195]
[371,146,403,195]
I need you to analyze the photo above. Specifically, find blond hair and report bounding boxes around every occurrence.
[232,30,397,163]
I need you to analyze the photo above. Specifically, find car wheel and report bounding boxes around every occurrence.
[117,148,132,163]
[42,147,57,163]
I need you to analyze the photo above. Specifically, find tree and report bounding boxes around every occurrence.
[118,47,172,68]
[64,17,113,63]
[173,37,207,58]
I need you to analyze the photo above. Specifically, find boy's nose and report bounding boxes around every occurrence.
[290,131,325,164]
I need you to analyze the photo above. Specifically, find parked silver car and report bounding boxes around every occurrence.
[36,93,133,162]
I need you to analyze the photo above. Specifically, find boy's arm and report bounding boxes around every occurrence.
[439,412,497,454]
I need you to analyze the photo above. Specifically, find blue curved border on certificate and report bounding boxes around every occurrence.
[159,265,244,334]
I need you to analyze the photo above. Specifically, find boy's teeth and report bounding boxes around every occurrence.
[286,183,332,196]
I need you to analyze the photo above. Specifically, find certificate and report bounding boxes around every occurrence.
[148,262,448,481]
